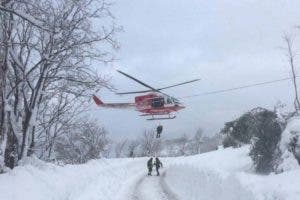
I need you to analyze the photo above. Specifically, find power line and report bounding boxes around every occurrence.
[180,76,297,99]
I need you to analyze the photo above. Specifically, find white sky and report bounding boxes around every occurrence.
[90,0,300,139]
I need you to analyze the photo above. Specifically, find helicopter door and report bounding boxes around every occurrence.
[151,97,164,108]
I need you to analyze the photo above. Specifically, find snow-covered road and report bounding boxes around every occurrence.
[130,171,179,200]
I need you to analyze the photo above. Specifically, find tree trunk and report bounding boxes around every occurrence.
[27,126,35,156]
[4,112,19,169]
[284,35,300,113]
[0,1,13,168]
[19,110,32,160]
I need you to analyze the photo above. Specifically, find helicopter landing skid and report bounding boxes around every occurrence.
[147,116,176,120]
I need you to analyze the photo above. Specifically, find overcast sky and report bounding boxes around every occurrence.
[90,0,300,140]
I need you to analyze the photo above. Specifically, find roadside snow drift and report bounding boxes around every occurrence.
[165,165,254,200]
[165,146,300,200]
[0,157,147,200]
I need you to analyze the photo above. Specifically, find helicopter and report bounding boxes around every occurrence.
[93,70,200,120]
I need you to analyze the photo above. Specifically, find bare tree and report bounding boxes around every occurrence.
[140,130,161,156]
[127,140,139,157]
[283,34,300,113]
[190,128,203,154]
[0,0,119,169]
[114,139,128,158]
[35,93,86,160]
[177,134,189,156]
[55,120,110,164]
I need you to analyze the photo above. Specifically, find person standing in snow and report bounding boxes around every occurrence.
[154,157,163,176]
[147,157,153,176]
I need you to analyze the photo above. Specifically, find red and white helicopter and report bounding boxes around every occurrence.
[93,70,200,120]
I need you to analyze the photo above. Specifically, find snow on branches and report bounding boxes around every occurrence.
[0,0,119,169]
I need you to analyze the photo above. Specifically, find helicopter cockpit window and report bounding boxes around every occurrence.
[151,97,164,108]
[166,97,172,104]
[172,97,180,104]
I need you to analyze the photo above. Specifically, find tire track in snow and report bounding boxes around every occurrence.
[160,172,179,200]
[131,170,179,200]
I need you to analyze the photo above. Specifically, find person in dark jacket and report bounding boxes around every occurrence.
[154,157,163,176]
[156,125,163,138]
[147,157,153,176]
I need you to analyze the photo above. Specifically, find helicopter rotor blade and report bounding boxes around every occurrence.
[116,70,188,103]
[116,90,153,95]
[116,90,175,101]
[117,70,158,92]
[115,78,200,95]
[156,79,200,90]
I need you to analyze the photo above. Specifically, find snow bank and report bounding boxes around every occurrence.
[0,157,146,200]
[164,146,255,200]
[164,145,252,176]
[164,146,300,200]
[165,165,254,200]
[277,117,300,172]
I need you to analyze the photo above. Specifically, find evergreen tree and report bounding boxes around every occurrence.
[249,110,282,173]
[221,107,283,173]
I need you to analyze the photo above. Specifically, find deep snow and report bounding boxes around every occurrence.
[1,146,300,200]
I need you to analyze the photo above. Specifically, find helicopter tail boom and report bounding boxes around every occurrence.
[93,95,104,106]
[93,95,136,109]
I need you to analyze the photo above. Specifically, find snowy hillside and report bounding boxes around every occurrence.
[1,146,299,200]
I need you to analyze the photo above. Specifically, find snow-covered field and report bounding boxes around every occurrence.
[1,146,299,200]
